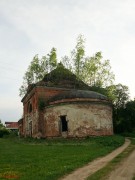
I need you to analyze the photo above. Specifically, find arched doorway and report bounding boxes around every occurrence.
[60,115,68,137]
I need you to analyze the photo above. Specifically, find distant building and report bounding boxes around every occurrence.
[5,122,18,131]
[19,64,113,138]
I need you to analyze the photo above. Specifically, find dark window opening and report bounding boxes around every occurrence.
[60,116,68,132]
[29,104,32,113]
[27,102,32,113]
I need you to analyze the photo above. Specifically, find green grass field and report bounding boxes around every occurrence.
[0,136,124,180]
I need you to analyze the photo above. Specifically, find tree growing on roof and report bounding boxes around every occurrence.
[83,52,115,87]
[19,35,115,97]
[19,48,57,97]
[61,35,115,88]
[71,34,85,79]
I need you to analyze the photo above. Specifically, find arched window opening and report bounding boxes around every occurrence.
[29,104,32,113]
[60,115,68,132]
[27,102,32,113]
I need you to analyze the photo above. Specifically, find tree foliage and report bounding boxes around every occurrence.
[113,99,135,134]
[83,52,115,87]
[61,56,72,71]
[0,120,4,129]
[47,47,57,71]
[108,84,131,134]
[71,34,85,79]
[0,120,9,138]
[113,84,129,109]
[62,35,115,89]
[19,35,116,97]
[106,84,129,108]
[19,35,135,135]
[19,48,57,97]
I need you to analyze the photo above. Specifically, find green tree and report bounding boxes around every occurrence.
[20,35,115,97]
[0,120,9,138]
[125,100,135,129]
[72,34,85,79]
[61,55,72,71]
[0,120,4,129]
[109,84,130,133]
[83,52,115,87]
[112,84,129,109]
[47,47,57,71]
[19,48,57,97]
[113,100,135,134]
[19,55,45,97]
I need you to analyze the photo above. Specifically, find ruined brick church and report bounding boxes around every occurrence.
[19,63,113,138]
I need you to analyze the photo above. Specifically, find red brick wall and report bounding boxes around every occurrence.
[21,86,113,138]
[22,86,69,138]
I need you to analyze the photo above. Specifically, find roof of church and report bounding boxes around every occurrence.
[22,63,109,102]
[36,63,89,90]
[49,89,108,102]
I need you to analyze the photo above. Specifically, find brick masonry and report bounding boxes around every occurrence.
[21,86,113,138]
[44,103,113,138]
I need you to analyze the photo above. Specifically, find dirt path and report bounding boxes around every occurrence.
[60,139,130,180]
[107,147,135,180]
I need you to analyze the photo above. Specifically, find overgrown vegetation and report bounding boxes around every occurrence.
[19,35,135,134]
[0,120,9,138]
[38,99,46,111]
[0,128,9,138]
[0,135,124,180]
[19,35,115,97]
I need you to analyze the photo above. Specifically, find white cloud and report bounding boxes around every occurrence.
[0,0,135,122]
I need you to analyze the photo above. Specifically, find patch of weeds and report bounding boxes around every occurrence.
[121,131,135,138]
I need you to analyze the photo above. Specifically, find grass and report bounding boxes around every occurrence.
[0,135,124,180]
[121,131,135,138]
[133,175,135,180]
[87,138,135,180]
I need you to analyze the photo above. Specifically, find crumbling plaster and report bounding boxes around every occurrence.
[44,102,113,138]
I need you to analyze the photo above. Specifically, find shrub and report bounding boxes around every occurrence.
[0,129,10,138]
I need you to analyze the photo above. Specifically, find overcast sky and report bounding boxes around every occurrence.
[0,0,135,123]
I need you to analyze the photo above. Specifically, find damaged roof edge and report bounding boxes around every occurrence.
[49,89,109,102]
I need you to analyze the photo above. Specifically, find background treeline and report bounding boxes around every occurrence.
[0,120,9,138]
[19,35,135,135]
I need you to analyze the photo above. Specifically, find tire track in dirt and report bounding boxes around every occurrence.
[60,139,130,180]
[107,147,135,180]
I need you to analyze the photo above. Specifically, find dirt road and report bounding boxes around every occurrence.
[107,148,135,180]
[61,139,130,180]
